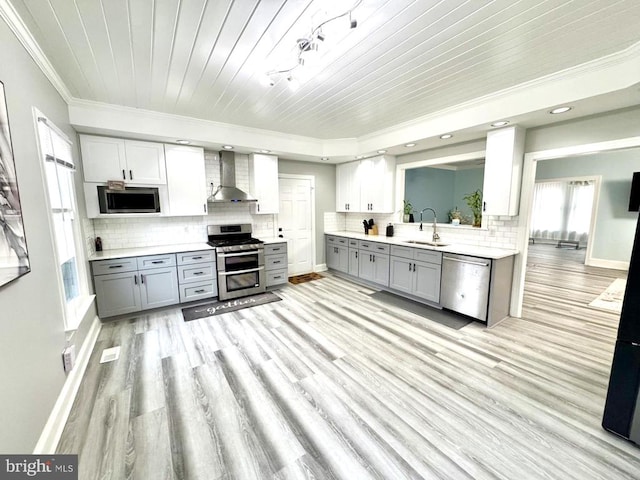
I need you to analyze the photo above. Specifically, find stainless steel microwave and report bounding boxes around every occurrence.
[97,186,161,214]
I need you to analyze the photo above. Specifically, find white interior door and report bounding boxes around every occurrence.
[278,176,314,275]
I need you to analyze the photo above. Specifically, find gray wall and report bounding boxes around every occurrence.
[278,159,336,266]
[525,106,640,152]
[0,20,80,451]
[536,149,639,262]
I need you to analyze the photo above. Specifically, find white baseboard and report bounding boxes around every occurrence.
[586,258,629,271]
[33,316,101,454]
[315,263,328,272]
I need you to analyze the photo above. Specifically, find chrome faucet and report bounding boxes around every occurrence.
[419,207,440,242]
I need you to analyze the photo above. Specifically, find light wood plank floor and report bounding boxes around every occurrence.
[58,246,639,479]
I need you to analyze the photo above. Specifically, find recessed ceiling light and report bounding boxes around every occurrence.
[320,157,329,161]
[491,121,510,127]
[549,106,572,114]
[439,134,453,139]
[176,139,190,144]
[222,145,234,150]
[260,149,271,153]
[377,149,387,154]
[404,143,416,147]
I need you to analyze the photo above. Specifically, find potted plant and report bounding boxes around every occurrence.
[403,200,413,223]
[448,206,462,225]
[463,189,483,227]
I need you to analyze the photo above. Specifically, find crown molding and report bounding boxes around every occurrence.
[0,0,73,104]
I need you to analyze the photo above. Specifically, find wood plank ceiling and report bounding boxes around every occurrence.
[9,0,640,138]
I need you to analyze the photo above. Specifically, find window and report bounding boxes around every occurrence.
[35,111,87,330]
[530,179,595,242]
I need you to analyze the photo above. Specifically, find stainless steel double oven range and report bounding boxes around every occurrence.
[207,224,266,301]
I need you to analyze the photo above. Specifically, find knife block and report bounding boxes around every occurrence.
[369,225,379,235]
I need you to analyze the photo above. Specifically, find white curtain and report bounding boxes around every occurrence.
[530,180,595,242]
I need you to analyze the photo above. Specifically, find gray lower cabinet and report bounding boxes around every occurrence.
[93,270,141,318]
[389,257,441,303]
[326,236,349,273]
[92,253,179,318]
[358,240,390,287]
[389,245,442,303]
[139,266,180,309]
[348,239,359,276]
[265,242,288,287]
[176,249,217,303]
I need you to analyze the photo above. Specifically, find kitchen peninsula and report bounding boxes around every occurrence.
[325,231,517,327]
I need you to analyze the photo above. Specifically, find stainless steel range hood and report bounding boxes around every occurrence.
[208,151,257,203]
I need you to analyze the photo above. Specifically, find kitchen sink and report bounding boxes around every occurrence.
[404,240,450,247]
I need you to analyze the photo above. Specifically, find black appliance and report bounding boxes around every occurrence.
[602,213,640,445]
[97,186,160,214]
[629,172,640,212]
[207,224,265,301]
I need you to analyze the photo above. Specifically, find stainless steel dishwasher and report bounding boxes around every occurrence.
[441,253,491,321]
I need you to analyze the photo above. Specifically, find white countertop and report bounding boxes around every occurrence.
[89,242,213,261]
[89,237,288,261]
[325,231,518,260]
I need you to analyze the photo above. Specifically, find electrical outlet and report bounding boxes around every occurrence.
[62,345,76,373]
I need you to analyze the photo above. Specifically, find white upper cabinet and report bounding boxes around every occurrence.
[482,126,525,216]
[359,155,395,213]
[336,160,360,212]
[80,134,166,185]
[165,145,207,216]
[123,140,167,184]
[80,135,126,182]
[248,153,279,214]
[336,155,395,213]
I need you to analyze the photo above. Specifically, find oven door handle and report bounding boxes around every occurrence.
[218,266,264,276]
[217,250,263,258]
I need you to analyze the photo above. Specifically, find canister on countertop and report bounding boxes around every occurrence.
[386,223,394,237]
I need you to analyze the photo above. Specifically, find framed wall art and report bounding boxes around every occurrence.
[0,81,30,287]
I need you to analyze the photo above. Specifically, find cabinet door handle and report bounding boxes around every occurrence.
[193,271,204,275]
[257,204,260,212]
[129,170,133,180]
[483,201,486,212]
[413,263,416,272]
[373,254,375,263]
[203,203,207,213]
[151,260,164,264]
[272,248,280,251]
[273,260,281,264]
[192,256,203,260]
[108,265,123,269]
[134,274,138,285]
[122,169,126,180]
[274,275,282,280]
[194,289,206,294]
[141,274,144,284]
[355,251,358,259]
[408,262,411,271]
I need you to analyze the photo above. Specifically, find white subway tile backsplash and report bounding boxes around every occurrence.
[332,212,519,250]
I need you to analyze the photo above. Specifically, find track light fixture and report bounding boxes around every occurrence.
[263,0,363,90]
